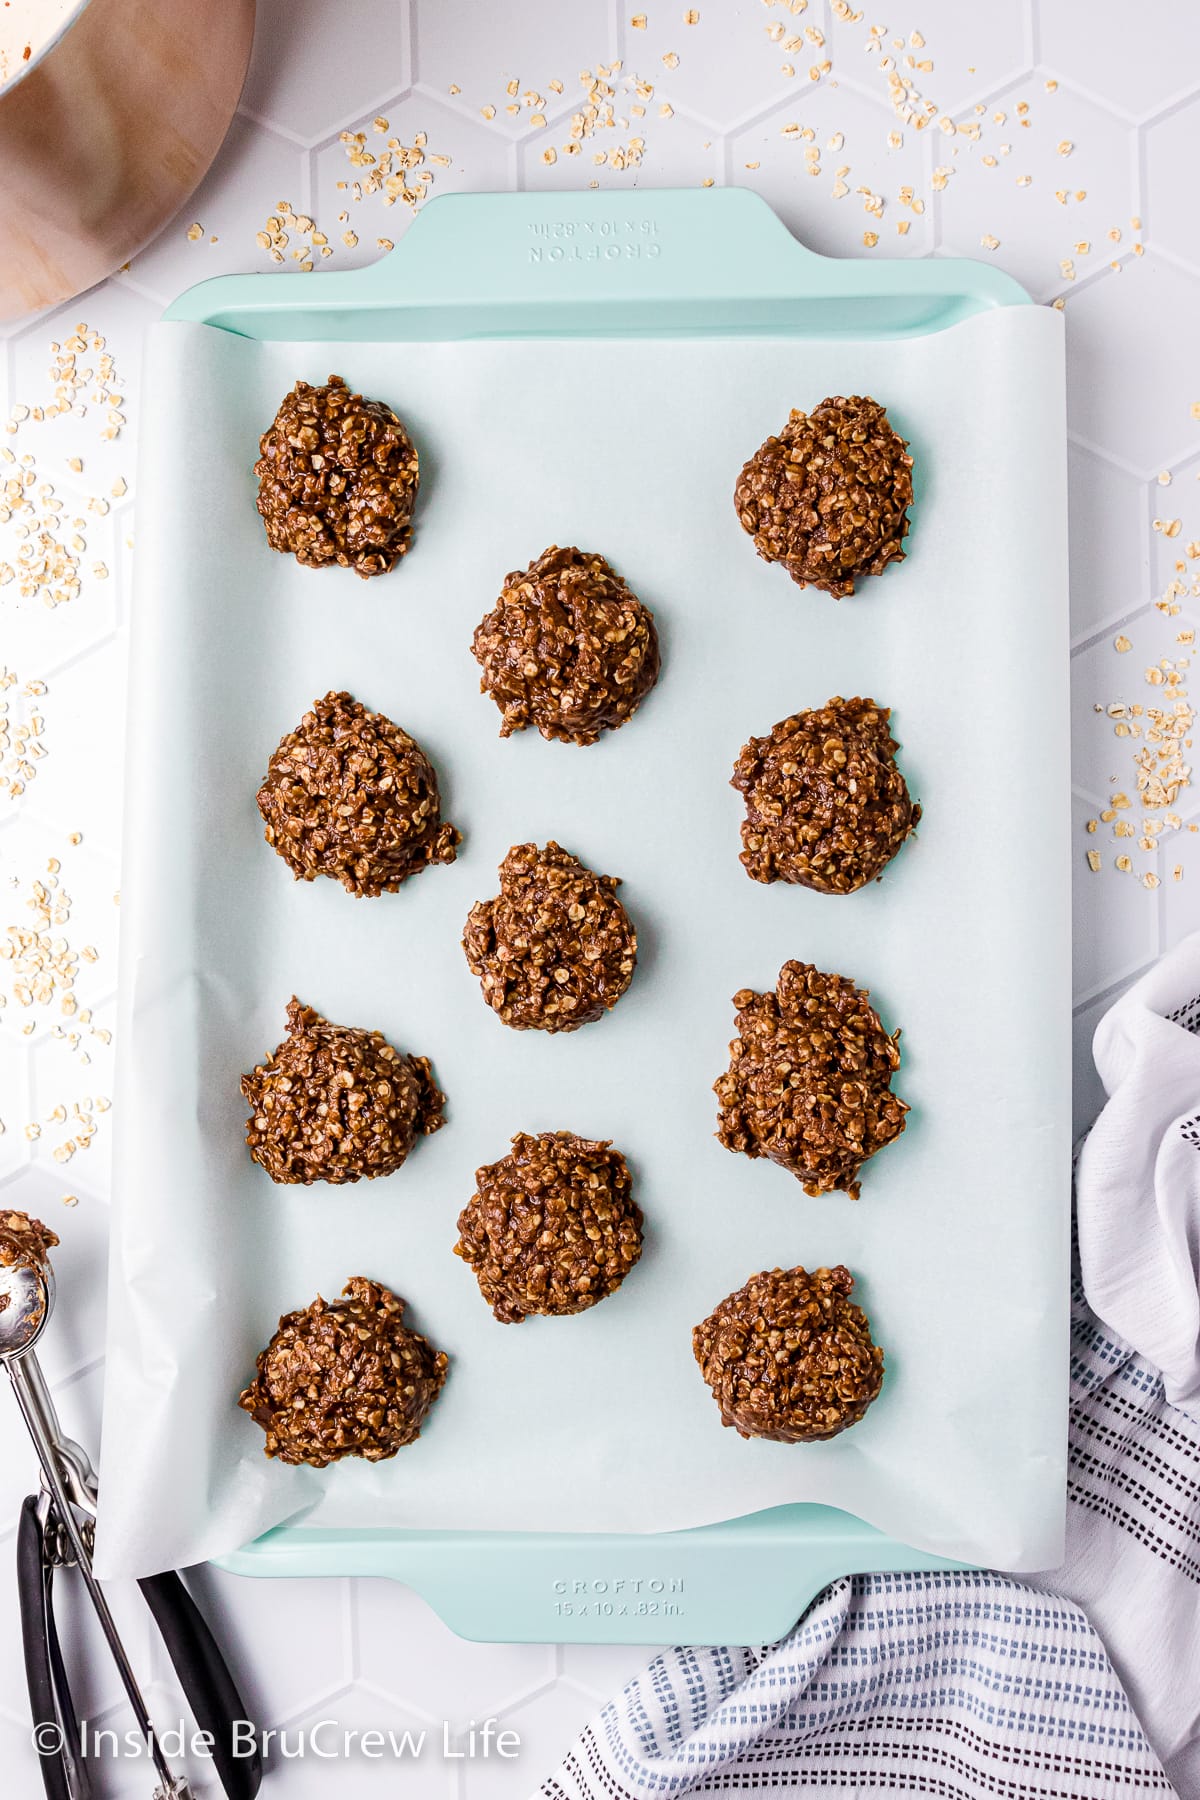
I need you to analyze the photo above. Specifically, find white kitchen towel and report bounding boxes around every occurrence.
[541,935,1200,1799]
[1076,935,1200,1422]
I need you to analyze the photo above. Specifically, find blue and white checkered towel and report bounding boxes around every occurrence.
[542,940,1200,1799]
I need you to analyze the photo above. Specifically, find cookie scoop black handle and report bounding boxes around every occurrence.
[137,1570,262,1799]
[17,1496,76,1800]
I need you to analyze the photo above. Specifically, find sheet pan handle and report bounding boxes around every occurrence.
[214,1504,967,1646]
[164,189,1029,339]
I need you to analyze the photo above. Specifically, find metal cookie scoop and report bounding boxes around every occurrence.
[0,1217,262,1800]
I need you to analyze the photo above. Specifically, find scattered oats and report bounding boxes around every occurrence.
[481,104,496,119]
[1115,635,1132,653]
[1075,240,1090,254]
[1057,140,1073,156]
[981,234,1000,251]
[1086,849,1102,871]
[1158,472,1173,486]
[67,457,82,474]
[1052,296,1066,311]
[896,219,910,235]
[377,238,395,252]
[744,158,761,169]
[1060,258,1076,281]
[863,230,878,247]
[0,669,50,803]
[1143,871,1161,890]
[337,128,448,213]
[701,176,715,187]
[61,1194,78,1208]
[684,7,700,19]
[342,229,358,248]
[1045,77,1058,91]
[631,10,646,23]
[662,50,679,67]
[1116,855,1133,873]
[186,222,203,242]
[660,101,674,117]
[543,146,558,165]
[1154,518,1183,538]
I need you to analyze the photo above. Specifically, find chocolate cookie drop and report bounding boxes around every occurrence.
[255,373,419,578]
[735,395,912,597]
[239,1277,447,1466]
[714,960,907,1198]
[455,1131,643,1322]
[693,1264,883,1442]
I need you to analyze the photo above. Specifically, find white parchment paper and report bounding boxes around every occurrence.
[96,308,1071,1579]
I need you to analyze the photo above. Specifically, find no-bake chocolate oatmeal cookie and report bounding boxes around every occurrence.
[714,960,907,1199]
[454,1131,643,1323]
[471,545,661,745]
[732,697,920,893]
[238,1276,447,1466]
[242,998,445,1185]
[735,395,913,598]
[462,841,637,1032]
[693,1264,883,1442]
[0,1210,58,1277]
[255,374,419,578]
[258,690,459,897]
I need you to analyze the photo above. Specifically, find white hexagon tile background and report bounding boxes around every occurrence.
[1,0,1199,1794]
